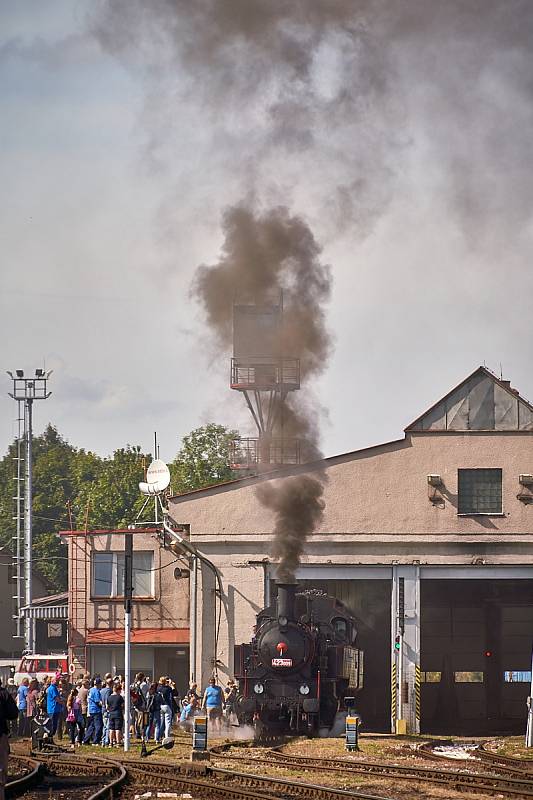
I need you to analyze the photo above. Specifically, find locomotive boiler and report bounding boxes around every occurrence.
[234,581,364,735]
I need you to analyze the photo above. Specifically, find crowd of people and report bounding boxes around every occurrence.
[5,671,239,748]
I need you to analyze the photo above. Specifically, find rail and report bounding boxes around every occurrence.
[212,743,533,798]
[6,754,42,797]
[8,753,126,800]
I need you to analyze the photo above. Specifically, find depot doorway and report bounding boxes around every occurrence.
[299,578,391,732]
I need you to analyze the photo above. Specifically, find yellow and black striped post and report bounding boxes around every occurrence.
[415,664,421,731]
[391,661,397,730]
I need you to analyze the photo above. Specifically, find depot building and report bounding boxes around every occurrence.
[169,366,533,735]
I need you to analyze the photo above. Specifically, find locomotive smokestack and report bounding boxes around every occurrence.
[276,581,297,622]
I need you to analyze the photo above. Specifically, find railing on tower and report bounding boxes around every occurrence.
[230,357,300,391]
[230,437,300,470]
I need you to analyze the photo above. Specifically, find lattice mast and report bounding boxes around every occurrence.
[7,369,52,652]
[12,401,24,641]
[230,295,301,471]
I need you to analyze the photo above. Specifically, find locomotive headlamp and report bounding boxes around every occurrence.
[254,683,264,694]
[278,615,288,627]
[299,684,310,695]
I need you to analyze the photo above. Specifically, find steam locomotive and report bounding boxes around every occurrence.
[233,581,364,735]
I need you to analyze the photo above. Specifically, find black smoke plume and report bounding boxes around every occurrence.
[256,475,325,583]
[90,1,533,575]
[193,203,331,460]
[193,204,331,380]
[193,204,330,578]
[92,1,533,243]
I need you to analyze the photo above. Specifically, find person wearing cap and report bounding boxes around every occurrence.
[82,678,103,745]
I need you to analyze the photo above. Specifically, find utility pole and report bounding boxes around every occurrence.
[123,530,133,752]
[7,369,52,652]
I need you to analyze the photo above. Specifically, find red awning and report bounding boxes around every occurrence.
[86,628,189,645]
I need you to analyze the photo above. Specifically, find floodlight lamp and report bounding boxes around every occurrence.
[16,370,24,378]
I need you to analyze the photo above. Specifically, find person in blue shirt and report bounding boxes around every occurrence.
[82,678,103,745]
[201,677,224,731]
[179,695,198,730]
[46,677,63,736]
[16,678,29,737]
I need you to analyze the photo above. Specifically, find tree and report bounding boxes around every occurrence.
[0,427,151,593]
[171,423,238,493]
[0,421,238,594]
[73,445,152,529]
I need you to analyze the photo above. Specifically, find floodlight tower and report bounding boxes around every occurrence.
[229,295,301,472]
[7,369,52,652]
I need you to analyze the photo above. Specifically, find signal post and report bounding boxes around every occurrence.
[391,565,421,734]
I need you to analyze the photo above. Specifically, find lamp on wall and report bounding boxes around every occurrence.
[518,475,533,504]
[427,474,444,505]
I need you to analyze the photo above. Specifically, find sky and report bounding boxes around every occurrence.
[1,0,533,465]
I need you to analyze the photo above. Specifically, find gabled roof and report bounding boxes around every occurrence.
[406,366,533,432]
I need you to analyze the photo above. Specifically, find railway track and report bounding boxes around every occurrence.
[7,752,126,799]
[10,738,533,800]
[121,758,392,800]
[417,739,533,778]
[211,742,533,798]
[476,743,533,774]
[6,755,42,798]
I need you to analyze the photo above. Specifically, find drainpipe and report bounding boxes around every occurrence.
[190,555,198,683]
[161,517,222,680]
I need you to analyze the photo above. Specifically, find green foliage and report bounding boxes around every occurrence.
[0,422,238,594]
[0,425,149,593]
[73,446,152,529]
[171,423,238,493]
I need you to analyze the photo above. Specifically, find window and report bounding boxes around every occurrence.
[458,468,502,514]
[420,671,442,683]
[504,671,532,683]
[454,671,483,683]
[92,551,154,598]
[333,618,348,640]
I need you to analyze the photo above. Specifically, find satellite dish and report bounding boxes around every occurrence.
[139,459,171,495]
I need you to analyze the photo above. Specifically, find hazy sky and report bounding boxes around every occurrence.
[2,1,533,464]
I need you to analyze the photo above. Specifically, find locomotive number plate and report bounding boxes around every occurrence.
[272,657,293,667]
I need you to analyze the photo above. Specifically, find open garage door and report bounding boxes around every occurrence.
[298,578,391,732]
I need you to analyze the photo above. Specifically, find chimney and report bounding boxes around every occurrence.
[276,581,297,622]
